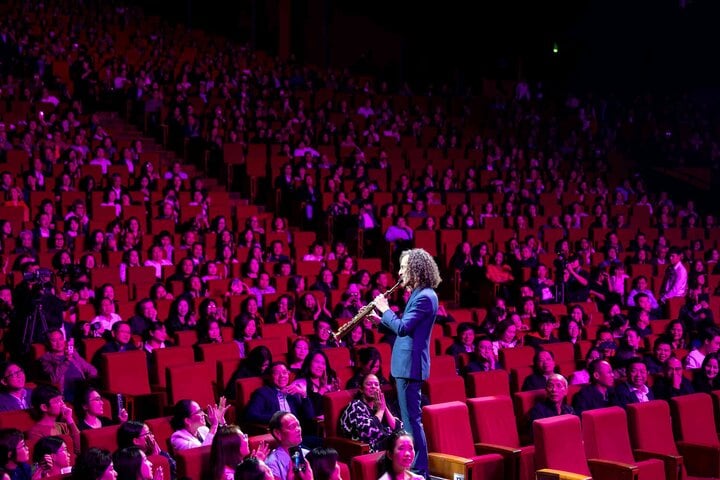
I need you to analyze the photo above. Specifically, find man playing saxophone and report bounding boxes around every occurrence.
[370,248,441,480]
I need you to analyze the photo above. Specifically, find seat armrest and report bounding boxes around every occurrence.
[474,443,521,480]
[428,453,473,479]
[474,442,521,457]
[324,436,370,462]
[587,458,638,480]
[428,452,504,480]
[633,449,682,480]
[676,441,720,478]
[536,469,592,480]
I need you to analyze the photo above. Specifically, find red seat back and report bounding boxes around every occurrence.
[322,389,356,438]
[175,445,211,480]
[468,396,521,448]
[626,400,680,456]
[465,370,511,398]
[670,393,720,446]
[80,425,121,452]
[422,401,476,458]
[581,406,636,464]
[533,414,591,476]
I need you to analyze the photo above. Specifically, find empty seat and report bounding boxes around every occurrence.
[468,396,535,480]
[582,407,665,480]
[422,401,505,480]
[534,414,634,480]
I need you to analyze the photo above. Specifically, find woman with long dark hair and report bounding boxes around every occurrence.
[288,350,339,415]
[112,446,158,480]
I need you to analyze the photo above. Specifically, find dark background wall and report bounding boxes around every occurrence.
[140,0,720,95]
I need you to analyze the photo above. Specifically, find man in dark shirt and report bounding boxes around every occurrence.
[91,321,138,369]
[0,361,33,411]
[557,255,590,303]
[527,373,574,440]
[572,359,615,415]
[652,357,695,400]
[127,298,158,336]
[244,362,314,428]
[644,336,673,375]
[611,358,655,408]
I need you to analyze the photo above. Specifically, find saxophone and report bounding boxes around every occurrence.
[331,279,403,342]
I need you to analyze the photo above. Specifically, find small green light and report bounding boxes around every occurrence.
[552,42,559,54]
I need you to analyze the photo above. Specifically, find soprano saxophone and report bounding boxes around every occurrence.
[331,279,403,342]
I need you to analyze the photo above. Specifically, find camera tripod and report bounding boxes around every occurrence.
[21,299,50,354]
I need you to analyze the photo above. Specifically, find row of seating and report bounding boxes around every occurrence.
[350,392,720,480]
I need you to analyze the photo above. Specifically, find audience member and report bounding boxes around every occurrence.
[306,447,341,480]
[32,435,73,477]
[377,430,423,480]
[71,448,117,480]
[0,429,32,480]
[210,425,268,480]
[243,362,314,428]
[113,446,159,480]
[611,359,654,408]
[692,353,720,393]
[39,329,98,402]
[339,373,400,452]
[265,412,312,480]
[0,362,32,412]
[27,384,81,454]
[527,374,574,439]
[652,357,695,400]
[169,397,228,451]
[572,359,615,415]
[117,421,176,479]
[74,385,128,430]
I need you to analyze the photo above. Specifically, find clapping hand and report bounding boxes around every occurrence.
[251,440,270,461]
[207,396,228,426]
[285,382,306,397]
[152,466,164,480]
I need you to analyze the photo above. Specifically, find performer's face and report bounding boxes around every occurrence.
[398,256,409,287]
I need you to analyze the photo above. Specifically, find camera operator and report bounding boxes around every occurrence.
[556,254,590,304]
[6,262,66,359]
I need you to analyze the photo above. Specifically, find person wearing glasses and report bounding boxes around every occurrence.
[118,421,176,480]
[74,385,128,431]
[308,319,339,350]
[169,397,229,451]
[0,362,32,412]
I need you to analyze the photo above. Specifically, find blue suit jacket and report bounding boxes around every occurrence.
[243,385,315,425]
[381,287,438,381]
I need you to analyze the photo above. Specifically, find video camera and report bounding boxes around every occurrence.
[22,268,55,296]
[22,267,54,283]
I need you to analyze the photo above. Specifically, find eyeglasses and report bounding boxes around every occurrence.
[4,370,23,379]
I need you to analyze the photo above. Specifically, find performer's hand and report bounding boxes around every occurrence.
[367,312,382,325]
[373,294,389,314]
